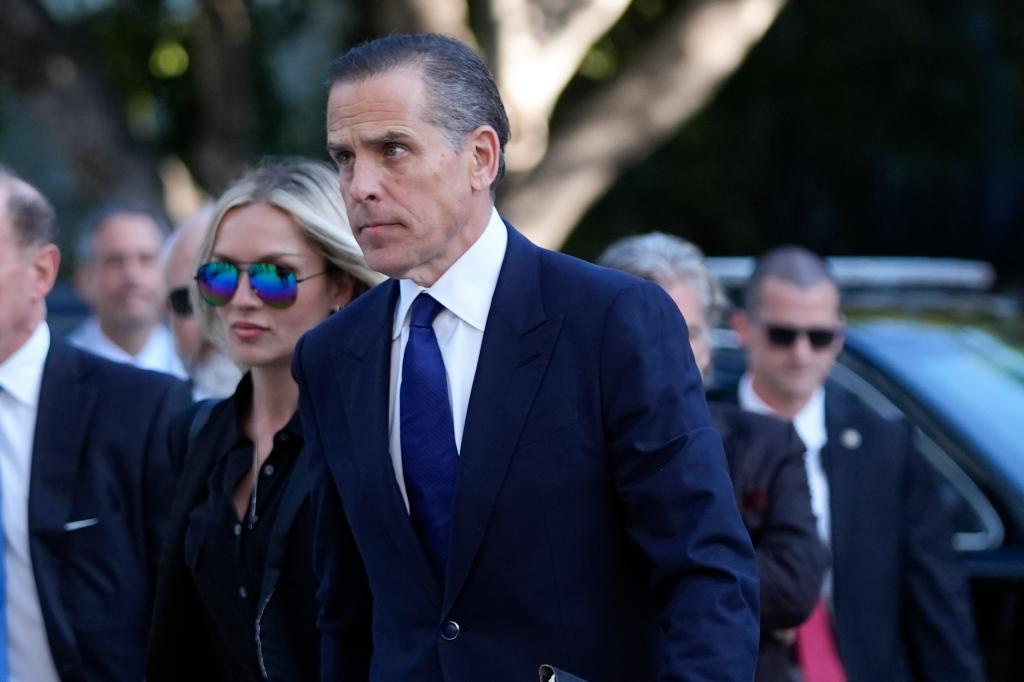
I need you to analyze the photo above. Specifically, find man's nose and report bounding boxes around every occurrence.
[345,158,382,203]
[123,256,148,283]
[790,332,816,358]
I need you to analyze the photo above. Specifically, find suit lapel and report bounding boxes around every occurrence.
[30,339,95,534]
[330,281,441,602]
[823,386,856,599]
[28,337,96,663]
[443,228,563,612]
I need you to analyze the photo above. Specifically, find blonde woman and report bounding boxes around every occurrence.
[147,161,383,682]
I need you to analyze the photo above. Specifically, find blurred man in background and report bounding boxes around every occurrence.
[0,165,190,682]
[71,204,186,379]
[161,205,241,400]
[731,245,983,681]
[600,232,828,682]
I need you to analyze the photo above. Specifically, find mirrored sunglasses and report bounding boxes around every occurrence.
[764,324,840,349]
[195,261,326,310]
[167,287,193,316]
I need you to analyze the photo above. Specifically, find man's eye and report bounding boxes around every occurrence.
[383,143,404,157]
[333,151,353,167]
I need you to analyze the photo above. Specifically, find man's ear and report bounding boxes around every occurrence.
[31,243,61,304]
[73,261,93,304]
[328,271,356,311]
[730,308,753,348]
[466,125,500,192]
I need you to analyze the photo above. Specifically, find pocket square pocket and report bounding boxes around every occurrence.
[63,518,100,532]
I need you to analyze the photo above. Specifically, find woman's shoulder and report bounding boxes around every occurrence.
[168,397,235,477]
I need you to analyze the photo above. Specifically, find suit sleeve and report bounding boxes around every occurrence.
[755,424,830,630]
[899,423,985,681]
[144,378,193,581]
[600,283,760,682]
[294,335,373,680]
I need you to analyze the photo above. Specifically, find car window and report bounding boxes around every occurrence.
[829,354,1005,552]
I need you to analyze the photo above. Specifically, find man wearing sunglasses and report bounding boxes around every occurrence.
[0,167,191,682]
[731,246,983,682]
[162,207,241,400]
[294,34,758,682]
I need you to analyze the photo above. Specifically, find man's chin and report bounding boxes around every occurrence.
[363,252,410,280]
[106,314,162,334]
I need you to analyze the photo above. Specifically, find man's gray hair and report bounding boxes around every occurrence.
[0,164,57,247]
[75,202,168,265]
[598,231,728,322]
[327,33,511,189]
[743,245,838,313]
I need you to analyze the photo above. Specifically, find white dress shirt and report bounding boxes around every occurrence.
[739,373,831,546]
[69,317,187,380]
[388,209,508,510]
[0,322,62,682]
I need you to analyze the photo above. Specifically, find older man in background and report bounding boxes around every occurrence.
[71,204,186,379]
[161,205,241,400]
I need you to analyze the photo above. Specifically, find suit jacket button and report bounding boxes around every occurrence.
[441,620,460,641]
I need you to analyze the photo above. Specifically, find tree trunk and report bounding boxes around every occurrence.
[498,0,787,248]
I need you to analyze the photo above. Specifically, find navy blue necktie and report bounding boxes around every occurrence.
[400,294,459,582]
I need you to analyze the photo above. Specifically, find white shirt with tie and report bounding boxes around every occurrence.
[388,209,508,511]
[0,322,62,682]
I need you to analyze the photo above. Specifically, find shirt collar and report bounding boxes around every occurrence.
[392,208,508,339]
[228,371,305,447]
[0,322,51,407]
[739,372,827,450]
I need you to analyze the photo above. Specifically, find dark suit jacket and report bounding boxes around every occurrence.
[821,385,984,682]
[147,392,320,682]
[293,225,760,682]
[710,403,829,682]
[30,335,191,682]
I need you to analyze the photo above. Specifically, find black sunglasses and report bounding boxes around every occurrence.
[167,287,193,316]
[195,261,326,309]
[763,324,840,349]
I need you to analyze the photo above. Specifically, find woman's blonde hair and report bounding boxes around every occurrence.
[191,159,385,345]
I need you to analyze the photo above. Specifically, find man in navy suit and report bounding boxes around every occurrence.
[293,34,759,681]
[731,245,984,681]
[0,167,190,681]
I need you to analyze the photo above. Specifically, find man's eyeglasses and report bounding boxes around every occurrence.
[167,288,193,316]
[763,324,841,349]
[195,261,326,310]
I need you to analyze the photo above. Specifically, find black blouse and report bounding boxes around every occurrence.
[183,375,304,681]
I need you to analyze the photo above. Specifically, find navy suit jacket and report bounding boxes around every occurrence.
[29,335,191,682]
[820,385,984,681]
[293,226,760,682]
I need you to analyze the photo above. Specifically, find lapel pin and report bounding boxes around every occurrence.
[840,428,862,450]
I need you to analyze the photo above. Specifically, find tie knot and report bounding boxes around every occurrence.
[409,293,445,329]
